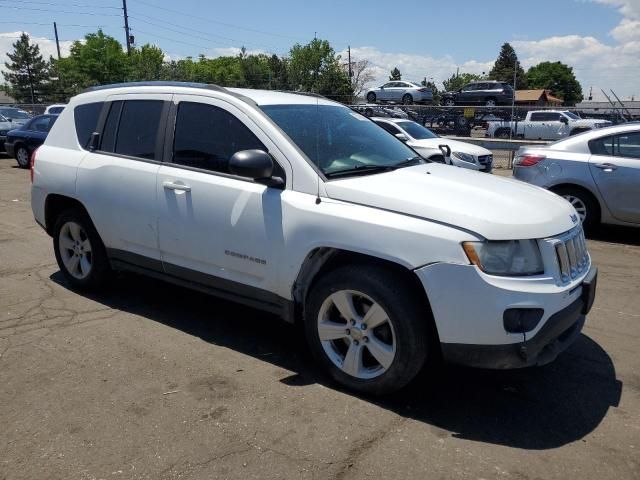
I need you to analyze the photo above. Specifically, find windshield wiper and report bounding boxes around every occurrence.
[324,164,398,178]
[392,156,424,168]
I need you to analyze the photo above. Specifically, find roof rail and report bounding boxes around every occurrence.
[83,81,227,93]
[275,90,327,100]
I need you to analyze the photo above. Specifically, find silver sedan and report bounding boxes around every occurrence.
[513,124,640,231]
[365,81,433,105]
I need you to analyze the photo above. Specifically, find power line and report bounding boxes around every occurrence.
[0,3,121,16]
[1,0,120,8]
[133,0,307,42]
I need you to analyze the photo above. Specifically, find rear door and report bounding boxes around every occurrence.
[76,94,171,263]
[589,130,640,224]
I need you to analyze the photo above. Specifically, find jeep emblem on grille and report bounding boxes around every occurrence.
[570,214,578,223]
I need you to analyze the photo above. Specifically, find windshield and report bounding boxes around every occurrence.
[0,109,31,120]
[563,111,580,120]
[261,104,420,176]
[396,121,439,140]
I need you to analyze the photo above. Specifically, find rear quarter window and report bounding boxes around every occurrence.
[74,102,104,149]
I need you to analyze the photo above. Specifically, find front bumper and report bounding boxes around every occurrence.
[4,141,15,157]
[415,262,597,369]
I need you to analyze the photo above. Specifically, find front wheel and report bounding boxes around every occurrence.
[443,98,455,106]
[366,92,376,103]
[15,145,30,168]
[305,265,430,395]
[53,208,111,290]
[484,97,497,107]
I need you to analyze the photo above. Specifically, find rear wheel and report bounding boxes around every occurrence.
[15,145,30,168]
[305,265,430,395]
[53,208,111,290]
[402,94,413,105]
[443,98,455,106]
[485,97,497,107]
[496,128,512,138]
[366,92,376,103]
[552,186,600,233]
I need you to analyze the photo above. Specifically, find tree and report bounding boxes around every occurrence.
[343,59,374,100]
[267,54,290,90]
[420,78,440,104]
[2,33,50,104]
[488,42,527,89]
[442,72,483,92]
[389,67,401,81]
[288,38,351,101]
[526,61,583,105]
[50,30,129,99]
[129,44,165,81]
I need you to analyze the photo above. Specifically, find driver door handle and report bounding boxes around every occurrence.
[594,163,617,172]
[163,181,191,192]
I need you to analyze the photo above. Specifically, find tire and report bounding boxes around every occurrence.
[496,128,512,139]
[366,92,376,103]
[443,98,455,106]
[551,186,600,233]
[15,145,30,168]
[304,265,430,395]
[402,94,413,105]
[484,97,497,107]
[53,208,111,290]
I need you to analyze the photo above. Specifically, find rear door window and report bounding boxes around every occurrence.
[74,102,104,149]
[112,100,164,160]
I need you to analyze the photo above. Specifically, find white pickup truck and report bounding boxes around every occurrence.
[486,110,611,140]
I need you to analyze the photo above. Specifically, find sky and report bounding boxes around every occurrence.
[0,0,638,100]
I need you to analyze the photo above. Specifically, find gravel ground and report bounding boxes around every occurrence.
[1,155,638,480]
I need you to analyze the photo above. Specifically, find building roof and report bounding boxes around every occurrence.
[515,89,563,104]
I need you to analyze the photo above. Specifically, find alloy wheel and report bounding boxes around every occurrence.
[563,194,587,223]
[16,147,29,167]
[317,290,396,380]
[58,221,93,279]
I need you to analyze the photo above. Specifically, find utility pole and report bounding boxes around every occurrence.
[122,0,131,55]
[26,62,35,106]
[348,46,352,80]
[53,22,61,59]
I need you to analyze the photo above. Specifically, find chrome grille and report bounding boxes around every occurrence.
[553,227,589,283]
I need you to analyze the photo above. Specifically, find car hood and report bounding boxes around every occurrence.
[409,138,491,156]
[324,164,577,240]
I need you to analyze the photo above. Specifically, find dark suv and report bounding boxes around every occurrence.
[442,81,514,107]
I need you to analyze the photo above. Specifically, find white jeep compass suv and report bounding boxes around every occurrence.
[31,82,597,395]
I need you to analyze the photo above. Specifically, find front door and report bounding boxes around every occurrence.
[156,95,288,295]
[589,130,640,224]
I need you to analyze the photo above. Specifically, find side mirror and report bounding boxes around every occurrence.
[560,116,569,124]
[438,144,452,158]
[395,133,408,142]
[380,86,385,90]
[229,149,275,180]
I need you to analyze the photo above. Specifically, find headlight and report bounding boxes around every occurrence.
[451,151,475,163]
[462,240,544,276]
[0,130,7,136]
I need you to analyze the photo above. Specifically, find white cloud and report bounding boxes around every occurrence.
[0,32,73,76]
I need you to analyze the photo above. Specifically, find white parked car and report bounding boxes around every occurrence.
[486,110,611,140]
[31,82,597,395]
[44,104,66,114]
[373,117,494,171]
